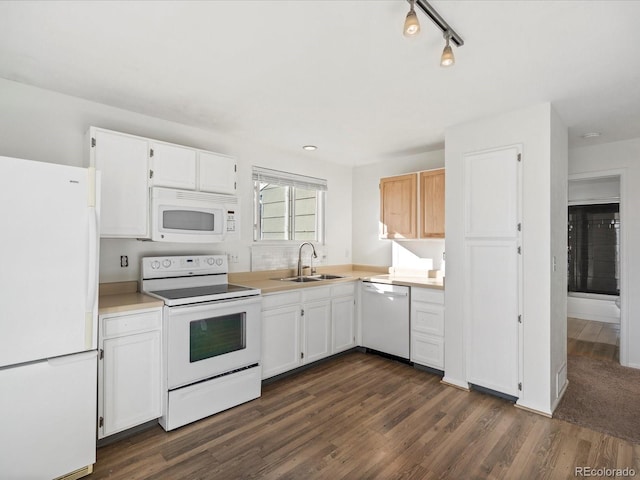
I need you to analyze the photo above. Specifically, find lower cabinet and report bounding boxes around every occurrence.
[261,282,356,380]
[98,307,162,439]
[410,287,445,370]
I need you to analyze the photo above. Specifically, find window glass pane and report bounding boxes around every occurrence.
[294,188,317,241]
[259,183,289,240]
[190,313,245,363]
[568,203,620,295]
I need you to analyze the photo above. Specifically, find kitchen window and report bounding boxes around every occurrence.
[568,203,620,295]
[252,166,326,242]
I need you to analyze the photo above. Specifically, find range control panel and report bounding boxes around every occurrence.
[141,255,228,279]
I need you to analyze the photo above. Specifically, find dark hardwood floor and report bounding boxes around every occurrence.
[91,351,639,479]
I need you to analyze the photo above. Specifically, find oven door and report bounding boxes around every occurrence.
[165,296,261,390]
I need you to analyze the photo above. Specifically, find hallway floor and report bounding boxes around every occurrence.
[567,317,620,362]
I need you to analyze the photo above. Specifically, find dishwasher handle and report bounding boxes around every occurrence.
[363,285,409,297]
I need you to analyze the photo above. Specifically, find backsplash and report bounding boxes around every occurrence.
[251,244,327,271]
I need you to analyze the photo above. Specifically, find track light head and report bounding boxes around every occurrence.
[403,0,420,37]
[440,32,455,67]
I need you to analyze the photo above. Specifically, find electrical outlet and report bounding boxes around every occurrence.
[120,255,129,268]
[229,254,239,263]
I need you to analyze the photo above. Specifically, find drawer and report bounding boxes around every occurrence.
[101,308,162,339]
[302,286,331,302]
[411,333,444,369]
[262,291,302,310]
[330,282,355,297]
[411,301,444,336]
[411,287,444,305]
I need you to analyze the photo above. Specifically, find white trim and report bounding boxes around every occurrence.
[568,168,627,366]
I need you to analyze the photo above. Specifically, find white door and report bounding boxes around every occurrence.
[0,157,97,366]
[0,352,97,479]
[101,330,162,437]
[150,142,197,190]
[261,305,301,379]
[199,151,237,194]
[92,128,149,237]
[464,145,522,397]
[332,296,355,353]
[302,300,332,364]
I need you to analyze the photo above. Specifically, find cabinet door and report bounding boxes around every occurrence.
[91,129,149,237]
[150,142,197,190]
[100,330,162,438]
[302,300,331,364]
[380,173,417,239]
[261,305,301,379]
[420,169,445,238]
[331,296,355,354]
[199,151,237,194]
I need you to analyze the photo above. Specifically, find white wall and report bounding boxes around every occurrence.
[444,102,567,415]
[549,106,568,411]
[0,78,353,282]
[569,137,640,368]
[352,151,444,267]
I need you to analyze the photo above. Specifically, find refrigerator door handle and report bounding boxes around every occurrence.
[85,206,98,348]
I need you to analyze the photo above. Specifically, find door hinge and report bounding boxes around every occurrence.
[517,153,522,162]
[99,349,104,360]
[234,164,237,172]
[91,137,96,148]
[301,352,304,359]
[98,416,104,428]
[150,148,154,158]
[234,181,237,190]
[518,382,522,391]
[301,309,305,316]
[518,315,522,324]
[517,222,521,232]
[517,246,522,255]
[149,169,154,179]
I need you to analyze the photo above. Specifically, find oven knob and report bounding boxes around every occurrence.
[162,259,171,268]
[151,260,160,269]
[215,258,223,266]
[207,257,215,265]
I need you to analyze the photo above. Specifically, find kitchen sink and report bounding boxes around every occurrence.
[272,274,346,282]
[273,276,322,282]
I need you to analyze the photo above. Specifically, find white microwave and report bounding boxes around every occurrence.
[150,187,239,243]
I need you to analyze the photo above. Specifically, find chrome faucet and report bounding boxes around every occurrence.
[297,242,318,277]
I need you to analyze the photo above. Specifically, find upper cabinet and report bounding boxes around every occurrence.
[150,142,197,190]
[87,127,237,238]
[420,169,445,238]
[89,129,150,238]
[379,168,445,240]
[198,151,237,195]
[380,173,418,239]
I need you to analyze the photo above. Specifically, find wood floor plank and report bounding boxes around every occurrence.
[91,351,639,480]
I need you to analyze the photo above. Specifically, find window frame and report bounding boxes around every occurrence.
[252,167,327,244]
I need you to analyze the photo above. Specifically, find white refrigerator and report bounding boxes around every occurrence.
[0,156,100,479]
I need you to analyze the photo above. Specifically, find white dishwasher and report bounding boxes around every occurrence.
[361,282,410,359]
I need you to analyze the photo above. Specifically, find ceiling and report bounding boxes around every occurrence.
[1,1,639,166]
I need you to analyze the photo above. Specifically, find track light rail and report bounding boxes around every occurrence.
[413,0,464,47]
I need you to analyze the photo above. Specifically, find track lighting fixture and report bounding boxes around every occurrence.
[440,31,455,67]
[402,0,464,66]
[403,0,420,37]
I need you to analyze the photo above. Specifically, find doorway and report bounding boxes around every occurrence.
[567,170,626,366]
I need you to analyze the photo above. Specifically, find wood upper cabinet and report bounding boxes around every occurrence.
[420,169,445,238]
[379,173,418,239]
